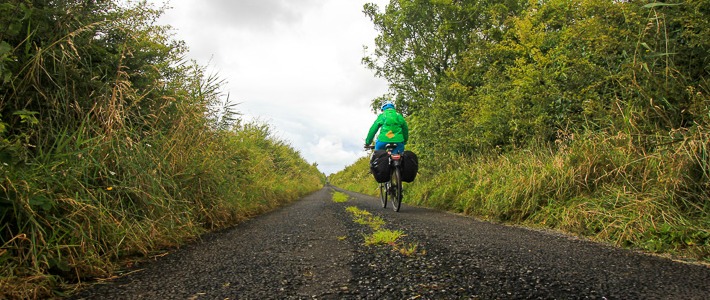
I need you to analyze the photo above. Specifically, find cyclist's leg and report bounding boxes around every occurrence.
[374,140,388,151]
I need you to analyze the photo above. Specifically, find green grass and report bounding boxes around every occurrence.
[0,2,326,298]
[332,191,349,203]
[332,130,710,262]
[329,157,379,197]
[344,206,422,256]
[364,229,405,246]
[1,119,325,299]
[346,206,384,230]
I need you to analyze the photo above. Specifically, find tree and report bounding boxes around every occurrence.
[363,0,520,115]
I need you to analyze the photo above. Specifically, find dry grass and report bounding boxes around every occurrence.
[332,129,710,262]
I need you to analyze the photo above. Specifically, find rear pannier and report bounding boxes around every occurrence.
[400,151,418,182]
[370,150,391,183]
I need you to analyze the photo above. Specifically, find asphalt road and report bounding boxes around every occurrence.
[73,186,710,299]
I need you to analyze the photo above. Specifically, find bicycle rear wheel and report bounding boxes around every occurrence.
[390,168,403,212]
[379,183,387,208]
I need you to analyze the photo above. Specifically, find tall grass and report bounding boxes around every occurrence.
[329,156,377,196]
[0,2,323,298]
[1,92,323,298]
[334,0,710,263]
[0,81,323,299]
[332,128,710,262]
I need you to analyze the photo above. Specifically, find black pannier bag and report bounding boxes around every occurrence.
[400,150,418,182]
[370,150,391,183]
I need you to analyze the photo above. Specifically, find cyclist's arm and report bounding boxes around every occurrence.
[365,115,384,145]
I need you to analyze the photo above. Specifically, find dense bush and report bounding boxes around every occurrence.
[365,0,709,153]
[333,0,709,262]
[0,1,322,298]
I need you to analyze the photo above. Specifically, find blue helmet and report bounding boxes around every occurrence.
[381,101,395,111]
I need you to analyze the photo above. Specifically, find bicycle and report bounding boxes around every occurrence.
[365,144,403,212]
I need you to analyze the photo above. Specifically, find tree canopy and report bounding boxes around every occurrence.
[364,0,710,156]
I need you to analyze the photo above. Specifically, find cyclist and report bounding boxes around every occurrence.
[365,101,408,154]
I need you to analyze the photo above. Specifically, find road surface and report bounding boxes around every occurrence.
[74,186,710,299]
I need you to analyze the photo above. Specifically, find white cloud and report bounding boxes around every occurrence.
[308,136,362,167]
[150,0,390,175]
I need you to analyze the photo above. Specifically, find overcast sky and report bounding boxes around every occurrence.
[147,0,390,175]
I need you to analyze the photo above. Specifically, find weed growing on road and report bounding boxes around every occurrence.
[364,229,404,246]
[346,206,384,230]
[345,206,423,257]
[332,191,349,203]
[398,242,423,256]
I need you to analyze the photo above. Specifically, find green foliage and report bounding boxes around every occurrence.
[332,191,349,203]
[344,206,420,255]
[340,0,710,262]
[329,156,379,196]
[367,0,710,153]
[0,1,322,298]
[346,206,385,230]
[333,129,710,260]
[364,229,404,246]
[363,0,522,115]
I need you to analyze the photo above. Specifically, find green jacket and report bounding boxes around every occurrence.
[365,108,409,145]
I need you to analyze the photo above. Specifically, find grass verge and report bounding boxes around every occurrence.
[332,130,710,263]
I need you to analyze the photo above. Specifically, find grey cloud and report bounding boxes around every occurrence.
[190,0,322,31]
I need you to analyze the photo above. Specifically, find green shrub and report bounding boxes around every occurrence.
[333,130,710,261]
[0,1,323,298]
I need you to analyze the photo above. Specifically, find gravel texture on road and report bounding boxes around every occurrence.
[73,186,710,299]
